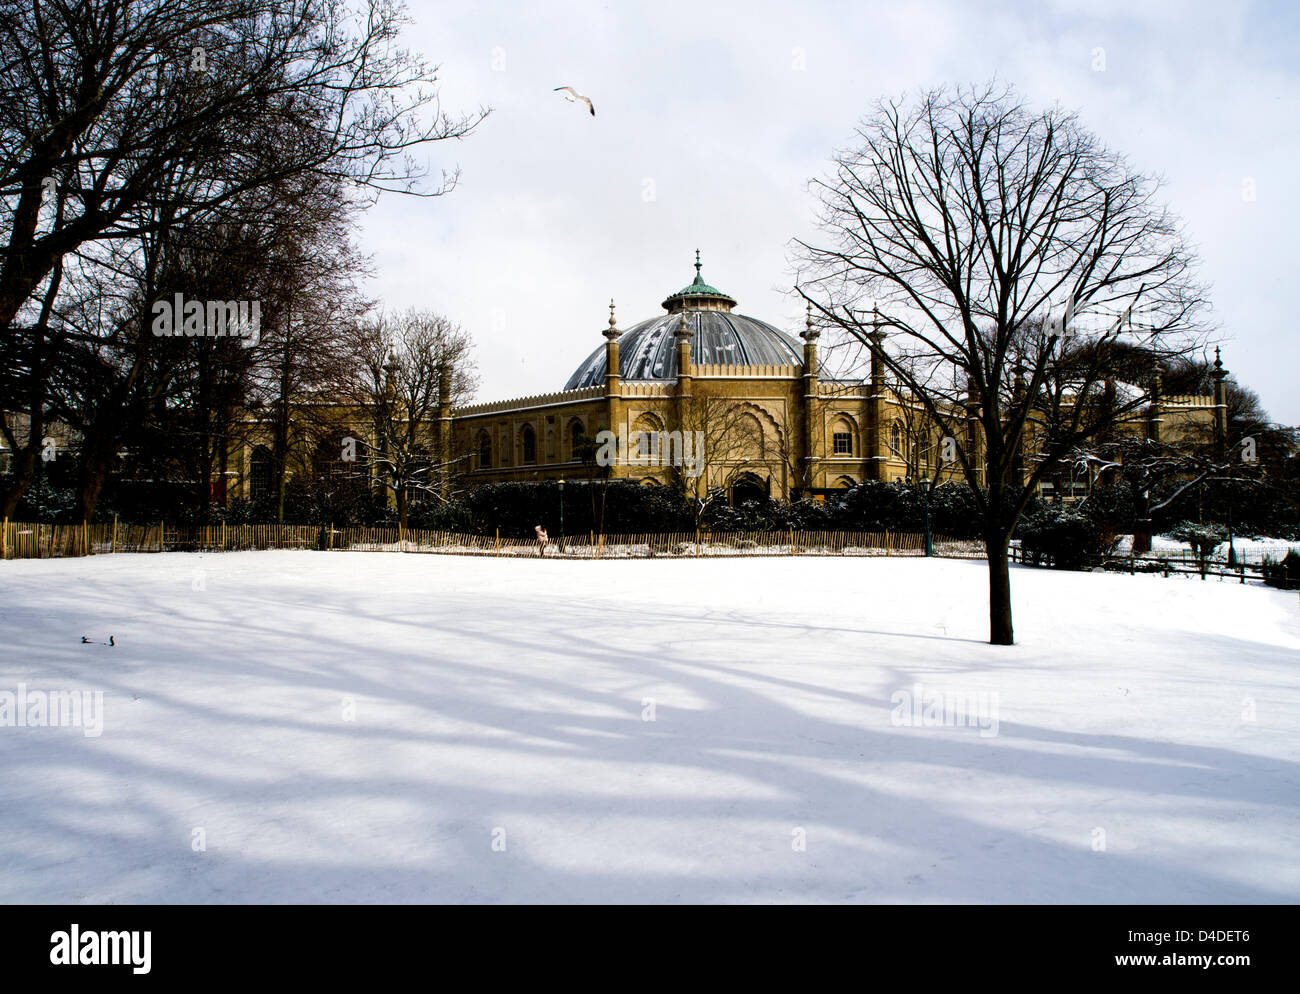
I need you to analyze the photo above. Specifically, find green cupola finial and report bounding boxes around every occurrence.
[661,249,737,313]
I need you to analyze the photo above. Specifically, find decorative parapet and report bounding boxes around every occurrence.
[692,363,800,378]
[817,381,869,398]
[1162,394,1216,409]
[453,385,604,417]
[620,381,676,397]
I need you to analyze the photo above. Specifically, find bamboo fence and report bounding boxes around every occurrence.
[1,519,988,561]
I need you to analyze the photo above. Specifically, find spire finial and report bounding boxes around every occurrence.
[604,297,620,340]
[1210,345,1228,380]
[694,249,702,281]
[801,299,820,342]
[868,300,887,341]
[677,300,694,340]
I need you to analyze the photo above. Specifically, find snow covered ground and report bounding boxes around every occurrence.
[1115,533,1300,562]
[1,551,1297,904]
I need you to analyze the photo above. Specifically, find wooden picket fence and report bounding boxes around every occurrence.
[0,519,986,561]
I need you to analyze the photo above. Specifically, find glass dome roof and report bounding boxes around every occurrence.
[564,254,801,389]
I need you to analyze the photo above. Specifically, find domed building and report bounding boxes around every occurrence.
[215,251,1233,510]
[450,253,922,502]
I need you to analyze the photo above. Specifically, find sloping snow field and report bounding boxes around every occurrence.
[1,551,1297,903]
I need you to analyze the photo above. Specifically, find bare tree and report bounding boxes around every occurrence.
[15,154,372,523]
[666,394,775,528]
[246,179,373,523]
[796,82,1210,644]
[340,309,476,528]
[0,0,484,328]
[0,0,486,512]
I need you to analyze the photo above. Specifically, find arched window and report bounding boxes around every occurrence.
[834,475,857,489]
[250,446,273,501]
[569,419,585,460]
[890,421,903,457]
[478,431,492,469]
[633,414,662,461]
[831,418,853,456]
[521,425,537,464]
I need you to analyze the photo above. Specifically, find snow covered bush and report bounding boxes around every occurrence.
[1168,521,1227,573]
[1262,550,1300,590]
[1017,506,1102,570]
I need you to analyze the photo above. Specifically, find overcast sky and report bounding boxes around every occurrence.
[359,0,1300,423]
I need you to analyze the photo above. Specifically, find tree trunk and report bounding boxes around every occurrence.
[74,400,131,523]
[2,277,53,519]
[985,532,1014,645]
[76,448,113,523]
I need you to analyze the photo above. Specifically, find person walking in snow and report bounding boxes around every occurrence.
[534,524,549,557]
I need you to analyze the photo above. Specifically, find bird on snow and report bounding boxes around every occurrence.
[554,86,595,116]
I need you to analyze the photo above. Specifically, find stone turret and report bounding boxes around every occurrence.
[1147,366,1164,444]
[383,350,398,401]
[800,301,821,490]
[674,302,694,429]
[604,299,623,469]
[866,305,888,481]
[1210,347,1229,460]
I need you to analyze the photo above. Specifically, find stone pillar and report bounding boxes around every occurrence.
[383,350,398,401]
[603,300,623,479]
[1210,347,1228,461]
[866,325,887,481]
[673,305,696,496]
[1147,367,1163,445]
[799,302,820,495]
[675,305,694,429]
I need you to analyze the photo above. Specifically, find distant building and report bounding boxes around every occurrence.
[213,255,1232,507]
[0,258,1244,515]
[441,255,1232,503]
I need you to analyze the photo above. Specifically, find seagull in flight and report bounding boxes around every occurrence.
[554,86,595,116]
